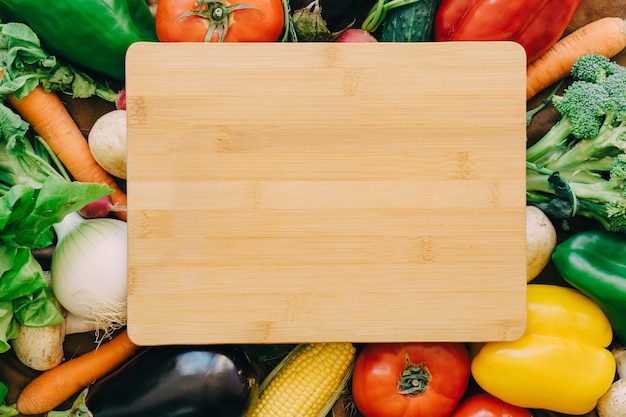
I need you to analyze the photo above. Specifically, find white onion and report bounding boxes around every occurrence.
[50,211,127,333]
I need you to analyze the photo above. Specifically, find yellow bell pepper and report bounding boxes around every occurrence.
[471,284,616,415]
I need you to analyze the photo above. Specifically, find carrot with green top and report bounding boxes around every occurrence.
[0,69,127,220]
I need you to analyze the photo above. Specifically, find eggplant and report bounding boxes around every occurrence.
[51,345,258,417]
[289,0,367,41]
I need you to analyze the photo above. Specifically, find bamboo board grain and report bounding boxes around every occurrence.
[125,41,528,346]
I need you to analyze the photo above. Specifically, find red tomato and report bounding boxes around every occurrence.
[352,342,471,417]
[451,393,533,417]
[155,0,285,42]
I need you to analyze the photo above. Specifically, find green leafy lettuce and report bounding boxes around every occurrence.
[0,21,117,101]
[0,22,115,353]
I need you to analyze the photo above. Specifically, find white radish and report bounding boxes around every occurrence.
[88,109,127,179]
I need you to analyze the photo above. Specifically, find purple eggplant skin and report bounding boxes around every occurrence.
[290,0,366,38]
[82,345,258,417]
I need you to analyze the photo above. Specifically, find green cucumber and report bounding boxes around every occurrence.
[378,0,440,42]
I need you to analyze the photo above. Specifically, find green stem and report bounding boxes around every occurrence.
[526,190,552,203]
[526,79,565,126]
[527,162,621,204]
[51,211,85,243]
[396,355,430,395]
[94,84,119,103]
[281,0,297,41]
[548,126,626,172]
[46,388,90,417]
[361,0,423,33]
[34,136,71,181]
[526,117,572,163]
[23,149,65,182]
[0,404,19,417]
[178,0,261,42]
[573,200,612,230]
[526,163,560,195]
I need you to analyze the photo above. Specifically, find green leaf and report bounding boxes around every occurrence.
[13,287,63,327]
[0,185,37,243]
[0,103,55,190]
[0,103,30,155]
[0,22,51,99]
[0,180,109,357]
[14,177,112,247]
[0,300,15,353]
[0,380,19,417]
[0,246,63,352]
[0,178,112,248]
[0,22,116,101]
[548,172,579,216]
[0,245,47,301]
[0,382,7,404]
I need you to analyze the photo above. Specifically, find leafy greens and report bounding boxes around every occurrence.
[0,21,114,353]
[0,21,118,101]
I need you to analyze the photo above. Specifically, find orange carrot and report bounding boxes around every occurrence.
[15,329,138,415]
[0,69,127,220]
[526,17,626,101]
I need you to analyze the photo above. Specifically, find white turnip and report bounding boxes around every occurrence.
[88,109,127,179]
[11,324,64,371]
[11,311,108,371]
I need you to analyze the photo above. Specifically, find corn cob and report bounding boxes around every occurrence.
[245,342,356,417]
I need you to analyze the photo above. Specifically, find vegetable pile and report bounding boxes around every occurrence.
[0,1,625,417]
[527,54,626,231]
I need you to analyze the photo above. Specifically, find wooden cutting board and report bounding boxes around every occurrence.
[125,41,527,346]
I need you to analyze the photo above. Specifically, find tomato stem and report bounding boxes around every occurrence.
[396,355,431,395]
[177,0,263,42]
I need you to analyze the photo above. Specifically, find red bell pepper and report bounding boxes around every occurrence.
[433,0,584,63]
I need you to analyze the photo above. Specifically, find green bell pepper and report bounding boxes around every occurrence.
[552,229,626,344]
[0,0,158,81]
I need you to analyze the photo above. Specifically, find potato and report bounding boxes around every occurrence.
[597,379,626,417]
[526,206,557,282]
[88,109,127,179]
[12,324,64,371]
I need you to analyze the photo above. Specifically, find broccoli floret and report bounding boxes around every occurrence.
[610,153,626,182]
[606,200,626,232]
[525,80,613,163]
[602,71,626,122]
[570,54,624,84]
[526,54,626,232]
[551,81,610,140]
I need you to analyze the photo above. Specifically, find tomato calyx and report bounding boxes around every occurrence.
[396,355,431,395]
[176,0,262,41]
